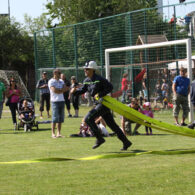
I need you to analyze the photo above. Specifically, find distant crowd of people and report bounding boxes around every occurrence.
[119,66,195,131]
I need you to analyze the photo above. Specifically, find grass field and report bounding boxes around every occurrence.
[0,104,195,195]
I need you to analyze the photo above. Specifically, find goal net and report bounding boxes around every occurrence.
[0,70,30,97]
[105,39,194,122]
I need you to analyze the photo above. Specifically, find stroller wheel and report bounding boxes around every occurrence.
[24,124,27,132]
[28,125,31,132]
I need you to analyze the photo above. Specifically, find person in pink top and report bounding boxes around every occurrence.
[142,102,154,135]
[121,73,129,104]
[6,78,21,130]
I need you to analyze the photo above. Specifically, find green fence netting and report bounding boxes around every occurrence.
[34,1,195,101]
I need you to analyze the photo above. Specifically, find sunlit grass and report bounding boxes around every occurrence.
[0,104,194,195]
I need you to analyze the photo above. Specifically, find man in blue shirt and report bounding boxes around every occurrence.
[172,67,190,126]
[184,13,191,32]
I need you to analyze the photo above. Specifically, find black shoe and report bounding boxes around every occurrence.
[68,114,72,117]
[92,138,105,149]
[188,123,195,129]
[132,131,140,136]
[121,141,132,151]
[180,122,187,126]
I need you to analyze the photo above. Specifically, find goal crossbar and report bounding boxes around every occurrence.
[105,38,193,122]
[109,58,186,68]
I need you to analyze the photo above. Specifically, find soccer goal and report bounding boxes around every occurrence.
[105,38,194,122]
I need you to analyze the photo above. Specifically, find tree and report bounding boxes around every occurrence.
[23,14,49,36]
[45,0,157,26]
[0,16,35,96]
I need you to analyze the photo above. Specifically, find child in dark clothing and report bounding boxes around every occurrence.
[20,99,33,120]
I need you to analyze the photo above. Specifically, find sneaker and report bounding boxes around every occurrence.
[180,122,187,126]
[92,138,105,149]
[68,114,72,117]
[121,141,132,151]
[73,115,78,118]
[174,123,180,126]
[188,123,195,129]
[14,123,17,131]
[132,131,140,135]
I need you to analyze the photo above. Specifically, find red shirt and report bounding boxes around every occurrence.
[121,78,128,91]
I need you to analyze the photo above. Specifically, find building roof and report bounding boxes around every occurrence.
[136,35,168,45]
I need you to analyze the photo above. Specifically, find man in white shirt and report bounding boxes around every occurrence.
[48,69,68,138]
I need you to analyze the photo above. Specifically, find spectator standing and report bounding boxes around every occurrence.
[0,80,6,119]
[161,79,169,99]
[36,72,50,119]
[121,98,142,136]
[184,13,191,32]
[60,73,72,117]
[172,67,190,126]
[142,73,148,101]
[6,78,21,130]
[126,84,132,103]
[48,69,67,138]
[154,80,162,106]
[84,92,93,106]
[188,80,195,129]
[69,76,80,117]
[71,60,131,150]
[169,14,176,24]
[121,73,129,103]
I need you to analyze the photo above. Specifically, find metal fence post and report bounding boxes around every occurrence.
[144,10,150,102]
[52,29,56,68]
[99,20,103,76]
[128,13,134,98]
[173,6,179,74]
[34,32,39,101]
[74,25,78,79]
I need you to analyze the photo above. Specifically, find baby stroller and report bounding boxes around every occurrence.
[17,97,39,132]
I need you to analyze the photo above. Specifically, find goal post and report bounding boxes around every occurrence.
[105,38,194,122]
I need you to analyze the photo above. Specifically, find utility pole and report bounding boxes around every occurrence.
[168,0,170,19]
[8,0,10,20]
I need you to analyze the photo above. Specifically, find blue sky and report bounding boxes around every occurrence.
[163,0,195,19]
[0,0,48,23]
[0,0,195,24]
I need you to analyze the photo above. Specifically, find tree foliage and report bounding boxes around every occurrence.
[0,16,34,94]
[45,0,157,26]
[0,17,33,69]
[23,14,49,36]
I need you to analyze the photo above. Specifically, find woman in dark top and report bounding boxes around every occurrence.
[69,76,80,117]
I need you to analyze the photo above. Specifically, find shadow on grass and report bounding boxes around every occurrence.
[130,133,170,136]
[106,148,195,155]
[0,128,51,134]
[1,148,195,164]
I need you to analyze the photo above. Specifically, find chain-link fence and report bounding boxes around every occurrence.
[34,1,195,102]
